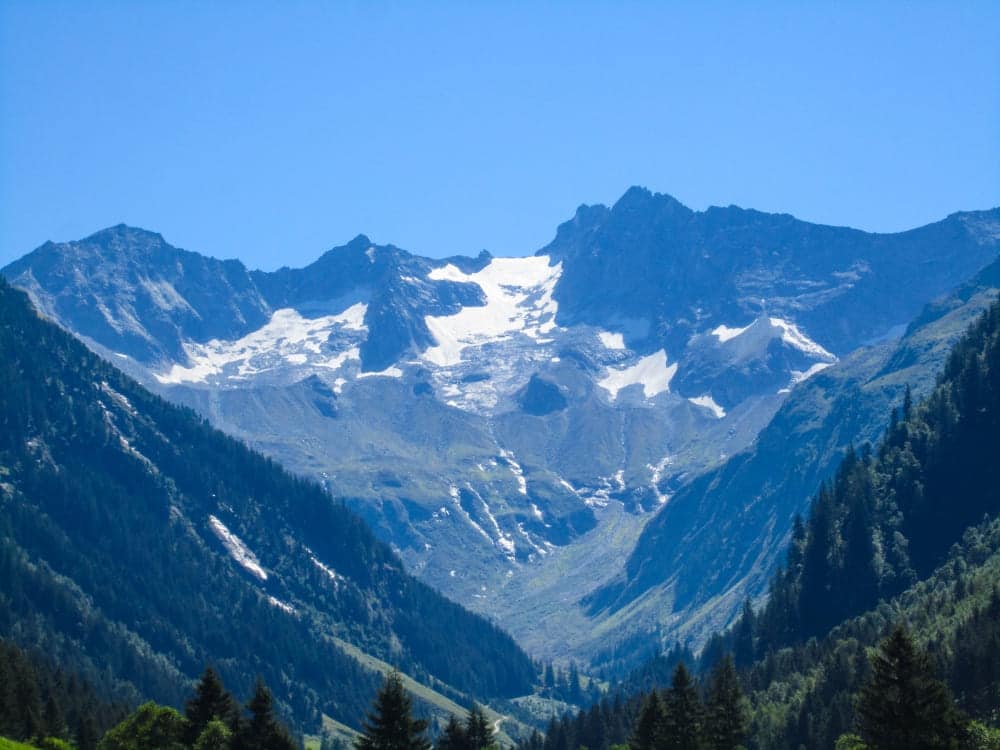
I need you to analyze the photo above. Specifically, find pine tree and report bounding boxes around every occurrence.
[544,664,556,691]
[731,600,755,669]
[703,656,748,750]
[436,715,469,750]
[465,704,494,750]
[662,664,705,750]
[76,714,102,750]
[356,670,431,750]
[568,663,583,704]
[237,678,296,750]
[629,691,664,750]
[857,626,966,750]
[186,667,239,743]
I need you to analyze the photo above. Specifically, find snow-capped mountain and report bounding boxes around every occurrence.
[4,188,999,662]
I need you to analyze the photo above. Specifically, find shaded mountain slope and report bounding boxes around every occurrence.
[0,278,535,734]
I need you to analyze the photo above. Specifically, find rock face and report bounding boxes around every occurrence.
[4,189,999,663]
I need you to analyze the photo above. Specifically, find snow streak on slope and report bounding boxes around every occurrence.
[156,304,368,384]
[688,394,726,418]
[711,323,752,342]
[422,257,561,367]
[500,449,528,495]
[208,515,268,581]
[711,316,835,361]
[598,350,678,400]
[768,317,837,360]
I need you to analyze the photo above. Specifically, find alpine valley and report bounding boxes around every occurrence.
[4,186,1000,681]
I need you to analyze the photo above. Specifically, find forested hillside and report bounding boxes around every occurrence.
[0,277,536,735]
[748,297,999,651]
[585,256,1000,669]
[529,297,1000,749]
[0,639,126,749]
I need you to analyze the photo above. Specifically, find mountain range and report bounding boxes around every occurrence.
[4,187,999,667]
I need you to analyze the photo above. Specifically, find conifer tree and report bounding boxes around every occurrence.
[436,715,469,750]
[237,678,296,750]
[731,601,755,668]
[568,663,583,704]
[662,664,706,750]
[356,670,431,750]
[704,656,748,750]
[186,667,239,744]
[466,704,495,750]
[857,626,965,750]
[629,691,664,750]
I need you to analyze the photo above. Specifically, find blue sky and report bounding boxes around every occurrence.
[1,2,998,270]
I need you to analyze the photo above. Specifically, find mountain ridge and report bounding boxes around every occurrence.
[4,187,999,666]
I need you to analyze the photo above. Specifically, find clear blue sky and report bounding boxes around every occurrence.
[2,2,998,270]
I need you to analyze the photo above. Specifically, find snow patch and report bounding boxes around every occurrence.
[99,381,136,415]
[712,317,835,362]
[598,331,626,350]
[711,323,752,342]
[155,304,367,384]
[310,555,345,588]
[478,494,516,558]
[450,486,492,544]
[789,361,834,387]
[648,456,673,505]
[422,256,562,367]
[208,516,268,581]
[598,350,677,400]
[769,317,836,361]
[499,449,528,495]
[267,596,296,614]
[357,365,404,379]
[689,394,726,419]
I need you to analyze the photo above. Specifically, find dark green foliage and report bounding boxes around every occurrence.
[621,644,696,697]
[0,639,125,747]
[661,664,705,750]
[97,702,188,750]
[236,680,296,750]
[628,692,663,750]
[703,657,747,750]
[185,668,239,745]
[435,704,494,750]
[96,674,295,750]
[0,277,535,733]
[857,626,966,750]
[529,692,643,750]
[950,587,1000,720]
[745,299,1000,654]
[464,705,494,750]
[193,720,232,750]
[355,671,430,750]
[435,715,467,750]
